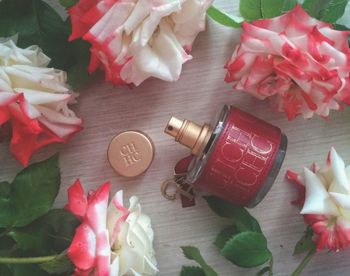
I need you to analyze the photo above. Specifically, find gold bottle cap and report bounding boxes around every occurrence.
[164,116,212,156]
[107,131,154,177]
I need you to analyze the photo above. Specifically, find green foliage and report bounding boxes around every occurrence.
[181,246,218,276]
[180,266,206,276]
[221,232,272,268]
[281,0,298,12]
[11,264,49,276]
[207,6,242,28]
[240,0,298,20]
[0,182,11,197]
[66,38,91,89]
[261,0,285,18]
[303,0,349,23]
[240,0,263,21]
[0,156,79,276]
[293,226,316,255]
[0,0,91,89]
[334,24,350,48]
[203,196,272,270]
[0,236,15,257]
[214,0,347,28]
[203,196,262,233]
[0,155,60,228]
[0,265,12,276]
[214,225,238,250]
[59,0,78,8]
[262,0,297,17]
[42,209,80,252]
[39,253,73,274]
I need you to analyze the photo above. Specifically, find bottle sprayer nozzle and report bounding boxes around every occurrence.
[164,116,212,156]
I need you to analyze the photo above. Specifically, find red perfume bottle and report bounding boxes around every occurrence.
[164,105,287,207]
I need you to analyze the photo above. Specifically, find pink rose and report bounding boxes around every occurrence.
[287,148,350,251]
[66,180,158,275]
[225,5,350,120]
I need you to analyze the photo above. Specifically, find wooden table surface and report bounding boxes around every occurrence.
[1,1,350,275]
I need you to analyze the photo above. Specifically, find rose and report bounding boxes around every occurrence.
[68,0,212,86]
[66,180,158,275]
[287,148,350,251]
[225,5,350,120]
[0,38,82,166]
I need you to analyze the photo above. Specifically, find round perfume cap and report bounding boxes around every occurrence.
[107,131,154,177]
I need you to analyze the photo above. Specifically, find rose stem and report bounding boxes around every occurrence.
[0,255,58,264]
[291,247,316,276]
[269,256,273,276]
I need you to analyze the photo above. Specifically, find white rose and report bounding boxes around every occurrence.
[108,191,158,275]
[66,181,158,275]
[0,38,82,166]
[68,0,212,86]
[288,148,350,251]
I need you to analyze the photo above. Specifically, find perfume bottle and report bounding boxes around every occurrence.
[164,105,287,207]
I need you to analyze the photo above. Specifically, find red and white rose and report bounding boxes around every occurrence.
[287,148,350,251]
[66,180,158,275]
[68,0,212,86]
[225,5,350,120]
[0,38,82,166]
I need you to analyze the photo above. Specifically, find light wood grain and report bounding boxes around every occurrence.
[1,1,350,275]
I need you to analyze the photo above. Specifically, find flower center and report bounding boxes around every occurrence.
[326,216,337,228]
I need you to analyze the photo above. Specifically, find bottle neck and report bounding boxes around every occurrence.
[164,117,212,156]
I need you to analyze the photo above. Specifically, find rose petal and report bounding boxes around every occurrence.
[68,223,97,271]
[329,147,350,193]
[301,167,339,216]
[86,182,110,233]
[65,179,88,220]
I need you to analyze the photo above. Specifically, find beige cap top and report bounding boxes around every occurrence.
[107,131,154,177]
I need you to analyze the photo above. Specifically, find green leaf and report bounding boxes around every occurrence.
[0,0,91,88]
[11,264,49,276]
[8,227,51,255]
[256,266,270,276]
[0,182,11,197]
[221,232,272,268]
[261,0,284,18]
[59,0,78,8]
[66,38,91,89]
[41,209,80,252]
[7,209,79,256]
[39,253,74,274]
[240,0,263,21]
[0,265,12,276]
[203,196,262,233]
[181,246,218,276]
[207,6,242,28]
[0,196,15,228]
[0,155,60,228]
[214,225,238,250]
[293,226,316,255]
[303,0,349,23]
[0,236,16,257]
[180,266,206,276]
[333,24,350,47]
[281,0,298,12]
[241,0,298,20]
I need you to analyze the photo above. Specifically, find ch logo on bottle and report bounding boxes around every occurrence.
[120,142,141,167]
